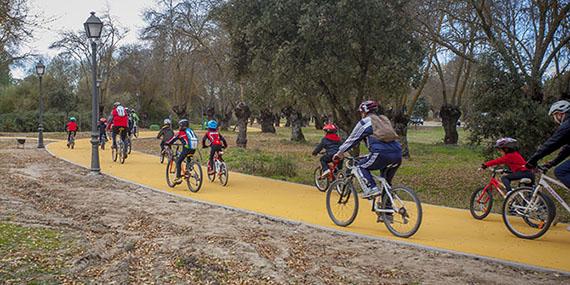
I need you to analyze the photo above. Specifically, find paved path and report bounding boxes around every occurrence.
[46,138,570,273]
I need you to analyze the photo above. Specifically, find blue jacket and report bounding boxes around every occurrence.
[337,116,402,155]
[528,114,570,166]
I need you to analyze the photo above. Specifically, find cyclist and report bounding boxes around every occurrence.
[481,137,533,193]
[66,117,78,147]
[125,107,134,138]
[166,119,198,184]
[333,100,402,199]
[201,120,228,175]
[312,122,342,177]
[157,118,174,153]
[527,100,570,187]
[97,117,108,147]
[106,102,129,156]
[130,109,140,137]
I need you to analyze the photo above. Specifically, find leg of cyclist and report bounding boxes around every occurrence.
[209,145,222,174]
[111,127,118,148]
[67,131,71,145]
[175,147,190,184]
[320,154,333,176]
[501,171,534,193]
[357,153,383,198]
[120,129,128,156]
[554,160,570,188]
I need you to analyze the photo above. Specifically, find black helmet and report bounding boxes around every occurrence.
[179,119,189,128]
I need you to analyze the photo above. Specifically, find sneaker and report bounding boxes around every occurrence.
[174,177,183,184]
[320,169,331,178]
[362,186,381,199]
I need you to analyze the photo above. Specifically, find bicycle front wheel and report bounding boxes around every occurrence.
[186,160,203,192]
[165,158,177,188]
[502,187,554,239]
[112,146,118,162]
[469,187,493,220]
[314,166,329,192]
[382,186,422,238]
[119,144,126,164]
[326,179,359,227]
[219,162,229,186]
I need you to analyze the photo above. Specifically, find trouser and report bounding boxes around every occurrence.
[554,160,570,188]
[112,126,127,148]
[67,131,76,143]
[99,131,107,143]
[209,145,223,170]
[176,147,196,178]
[501,170,535,192]
[357,152,402,188]
[320,153,334,171]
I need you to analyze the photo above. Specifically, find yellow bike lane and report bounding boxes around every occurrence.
[47,137,570,273]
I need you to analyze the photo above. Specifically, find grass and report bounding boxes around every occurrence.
[0,222,71,284]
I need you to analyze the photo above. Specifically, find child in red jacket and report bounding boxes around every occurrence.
[66,117,78,146]
[481,137,534,192]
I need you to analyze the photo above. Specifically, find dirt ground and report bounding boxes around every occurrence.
[0,140,568,284]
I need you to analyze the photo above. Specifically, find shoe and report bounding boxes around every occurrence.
[320,169,331,178]
[208,169,215,175]
[362,186,381,199]
[174,177,183,185]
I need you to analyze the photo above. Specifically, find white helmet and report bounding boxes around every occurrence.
[548,100,570,116]
[163,118,171,125]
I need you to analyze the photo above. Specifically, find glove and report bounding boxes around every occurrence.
[525,162,536,169]
[542,161,554,170]
[480,163,488,170]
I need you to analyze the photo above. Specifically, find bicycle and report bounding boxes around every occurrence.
[165,144,203,192]
[314,155,345,192]
[112,127,128,164]
[67,132,76,149]
[126,132,133,154]
[326,157,422,238]
[160,144,172,164]
[207,149,229,186]
[99,133,107,150]
[502,166,563,239]
[470,168,533,220]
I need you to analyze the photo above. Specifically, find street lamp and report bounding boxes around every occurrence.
[84,11,103,173]
[35,60,45,148]
[96,78,103,116]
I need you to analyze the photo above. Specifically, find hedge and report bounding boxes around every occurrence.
[0,111,93,132]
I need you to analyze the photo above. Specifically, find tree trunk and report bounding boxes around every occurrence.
[274,114,280,127]
[440,104,461,145]
[290,110,305,142]
[172,103,188,120]
[259,109,276,133]
[219,109,232,131]
[234,102,250,148]
[391,110,410,158]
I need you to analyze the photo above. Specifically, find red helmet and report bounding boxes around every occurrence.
[322,123,337,133]
[358,100,379,113]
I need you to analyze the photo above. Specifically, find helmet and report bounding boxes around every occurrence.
[179,119,189,128]
[358,100,379,113]
[207,120,218,129]
[494,137,519,150]
[99,117,107,122]
[322,123,337,133]
[69,117,76,121]
[548,100,570,116]
[163,118,171,125]
[113,102,121,107]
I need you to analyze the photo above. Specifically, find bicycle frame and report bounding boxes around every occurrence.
[345,159,396,214]
[536,173,570,214]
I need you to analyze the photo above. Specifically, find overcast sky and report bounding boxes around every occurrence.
[12,0,156,79]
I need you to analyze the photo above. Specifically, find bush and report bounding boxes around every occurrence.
[0,111,92,132]
[149,124,160,131]
[224,147,297,179]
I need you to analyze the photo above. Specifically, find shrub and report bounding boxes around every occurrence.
[224,147,297,179]
[0,111,92,132]
[149,124,160,131]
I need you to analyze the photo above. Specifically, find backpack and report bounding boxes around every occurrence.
[370,114,399,142]
[116,106,127,117]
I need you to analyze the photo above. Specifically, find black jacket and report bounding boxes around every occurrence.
[312,135,342,156]
[528,115,570,166]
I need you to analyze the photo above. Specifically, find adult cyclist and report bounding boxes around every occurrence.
[333,100,402,200]
[107,102,129,157]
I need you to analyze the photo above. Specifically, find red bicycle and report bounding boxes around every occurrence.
[314,157,344,192]
[207,149,229,186]
[470,167,532,220]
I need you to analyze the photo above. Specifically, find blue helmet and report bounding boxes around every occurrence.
[207,120,218,129]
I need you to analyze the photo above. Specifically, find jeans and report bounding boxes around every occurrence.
[357,152,402,188]
[176,147,196,178]
[112,126,127,149]
[501,170,535,192]
[554,160,570,188]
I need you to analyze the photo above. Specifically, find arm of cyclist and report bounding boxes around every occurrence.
[527,120,570,167]
[201,133,209,148]
[334,119,370,159]
[544,144,570,169]
[312,139,324,156]
[220,134,228,149]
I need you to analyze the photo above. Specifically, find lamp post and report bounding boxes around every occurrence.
[35,61,45,148]
[84,11,103,173]
[96,78,103,116]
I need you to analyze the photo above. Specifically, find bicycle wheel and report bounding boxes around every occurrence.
[382,186,422,238]
[219,162,229,186]
[70,141,75,149]
[165,158,178,188]
[207,162,215,182]
[119,143,126,164]
[112,146,118,162]
[326,179,359,227]
[160,151,165,164]
[502,188,554,239]
[314,166,329,192]
[186,159,203,193]
[127,138,132,154]
[469,187,493,220]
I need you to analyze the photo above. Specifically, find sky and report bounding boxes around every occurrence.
[11,0,157,79]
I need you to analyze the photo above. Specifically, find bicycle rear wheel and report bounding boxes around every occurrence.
[469,187,493,220]
[186,159,203,192]
[112,146,118,162]
[119,143,126,164]
[207,162,215,182]
[382,186,422,238]
[128,139,132,154]
[314,166,329,192]
[165,158,178,188]
[326,179,359,227]
[219,162,229,186]
[502,188,554,239]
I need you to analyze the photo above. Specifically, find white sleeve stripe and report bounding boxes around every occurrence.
[338,119,371,153]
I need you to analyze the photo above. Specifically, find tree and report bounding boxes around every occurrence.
[0,0,36,67]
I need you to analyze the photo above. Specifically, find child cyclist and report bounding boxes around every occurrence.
[312,122,342,177]
[480,137,534,193]
[97,118,108,149]
[201,120,228,175]
[166,119,199,184]
[66,117,78,146]
[157,118,175,153]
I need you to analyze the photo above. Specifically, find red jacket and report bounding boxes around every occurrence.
[110,106,129,127]
[66,121,78,132]
[202,130,228,148]
[484,151,528,172]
